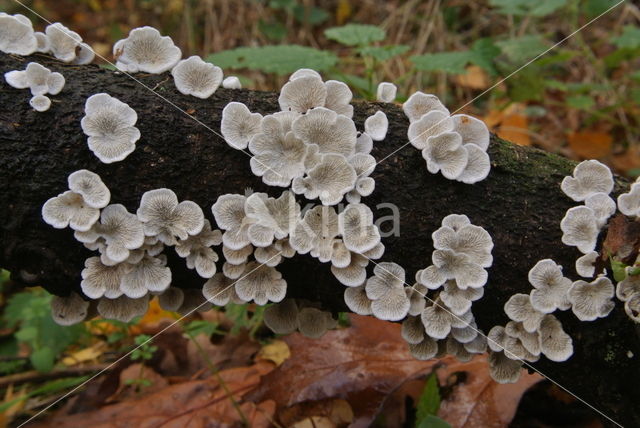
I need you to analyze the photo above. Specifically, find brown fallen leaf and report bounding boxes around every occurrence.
[27,361,275,428]
[567,131,612,160]
[107,363,169,402]
[455,65,490,90]
[256,340,291,366]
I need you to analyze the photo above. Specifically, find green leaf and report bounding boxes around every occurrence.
[184,320,222,337]
[416,374,441,422]
[416,415,452,428]
[529,0,568,17]
[324,24,386,46]
[583,0,619,18]
[611,259,627,282]
[566,94,595,109]
[206,45,338,75]
[293,5,329,25]
[490,0,567,16]
[258,20,287,41]
[357,44,410,61]
[31,346,55,372]
[612,26,640,50]
[470,38,500,75]
[497,35,549,63]
[506,67,545,101]
[545,79,568,91]
[0,376,89,413]
[411,51,473,74]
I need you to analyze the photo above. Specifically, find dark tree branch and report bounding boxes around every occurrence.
[0,52,638,426]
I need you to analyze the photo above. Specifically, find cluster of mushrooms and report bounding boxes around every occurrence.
[2,13,639,384]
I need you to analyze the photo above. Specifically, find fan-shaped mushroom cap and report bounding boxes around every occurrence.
[538,314,573,362]
[422,132,469,180]
[505,321,541,356]
[616,271,640,302]
[292,154,357,206]
[177,288,213,315]
[289,68,321,81]
[171,56,223,99]
[80,256,129,299]
[362,242,385,260]
[297,307,337,338]
[376,82,397,103]
[45,22,83,62]
[158,287,184,312]
[222,243,253,265]
[346,153,376,203]
[344,285,372,315]
[202,273,245,306]
[567,277,614,321]
[561,160,614,202]
[528,259,572,313]
[97,295,149,322]
[560,206,599,254]
[439,280,484,315]
[402,315,425,344]
[263,299,299,334]
[120,254,171,298]
[222,76,241,89]
[274,238,297,258]
[418,249,487,290]
[235,262,286,305]
[212,194,252,250]
[245,190,300,246]
[576,251,599,278]
[456,144,491,184]
[87,204,144,264]
[324,80,353,118]
[617,181,640,218]
[5,62,65,96]
[73,42,95,65]
[34,31,49,52]
[290,205,339,257]
[67,170,110,209]
[331,253,368,287]
[409,336,439,360]
[0,13,37,55]
[364,111,388,141]
[451,114,490,151]
[338,203,380,253]
[113,26,181,73]
[220,102,263,150]
[624,294,640,323]
[504,293,545,333]
[137,188,204,245]
[488,351,522,384]
[446,337,474,362]
[585,192,616,227]
[222,261,247,280]
[175,219,222,257]
[451,318,479,344]
[185,246,219,278]
[42,190,100,231]
[403,91,449,122]
[371,287,410,321]
[355,132,373,155]
[330,239,351,268]
[292,107,357,157]
[463,333,487,354]
[406,284,428,316]
[407,110,454,150]
[365,262,405,299]
[279,75,327,113]
[487,325,508,352]
[81,93,140,163]
[432,216,493,267]
[51,292,90,326]
[29,95,51,112]
[254,245,283,267]
[420,302,464,340]
[442,214,470,231]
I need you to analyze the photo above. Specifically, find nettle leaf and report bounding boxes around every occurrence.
[411,39,499,75]
[490,0,566,16]
[357,44,410,61]
[30,346,55,372]
[613,25,640,50]
[293,5,329,25]
[416,374,441,421]
[529,0,568,16]
[324,24,386,46]
[583,0,619,18]
[470,38,501,75]
[206,45,338,75]
[566,95,595,109]
[497,35,549,63]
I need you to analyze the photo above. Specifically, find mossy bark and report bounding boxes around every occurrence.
[0,52,638,426]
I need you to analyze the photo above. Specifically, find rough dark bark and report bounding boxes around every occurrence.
[0,52,638,426]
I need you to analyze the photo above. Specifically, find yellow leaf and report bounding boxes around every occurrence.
[567,131,612,159]
[455,65,489,90]
[0,384,27,428]
[336,0,352,25]
[256,340,290,366]
[62,341,107,366]
[496,103,531,146]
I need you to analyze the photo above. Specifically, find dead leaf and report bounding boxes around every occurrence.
[107,363,169,402]
[455,65,489,90]
[436,356,542,428]
[611,144,640,175]
[498,114,531,146]
[0,384,27,428]
[279,398,354,427]
[567,131,612,159]
[256,339,290,366]
[603,214,640,262]
[62,341,108,366]
[185,331,261,375]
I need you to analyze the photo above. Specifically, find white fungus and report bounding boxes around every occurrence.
[538,314,573,362]
[346,153,376,204]
[624,294,640,323]
[527,259,572,313]
[355,132,373,155]
[80,256,128,299]
[338,203,381,254]
[365,262,410,321]
[81,93,141,164]
[567,277,615,321]
[244,191,299,247]
[456,144,491,184]
[212,194,252,250]
[0,13,37,55]
[402,315,425,344]
[51,292,90,326]
[616,271,640,302]
[585,192,616,227]
[137,188,204,245]
[4,62,65,96]
[488,351,523,384]
[202,273,244,306]
[417,249,487,290]
[222,76,242,89]
[171,56,223,99]
[290,205,340,260]
[407,110,453,150]
[220,102,263,150]
[422,132,469,180]
[34,31,49,52]
[297,307,337,339]
[344,285,373,315]
[42,191,101,231]
[409,336,439,360]
[431,215,493,268]
[263,299,299,334]
[234,262,286,305]
[331,253,368,287]
[617,181,640,218]
[29,95,51,112]
[67,169,111,209]
[222,261,247,280]
[45,22,94,64]
[113,26,181,74]
[279,75,327,113]
[289,69,321,81]
[324,80,354,118]
[175,219,222,258]
[403,91,449,122]
[120,254,172,298]
[376,82,397,103]
[292,107,357,157]
[439,280,484,316]
[576,251,599,278]
[561,160,614,202]
[97,295,149,322]
[222,243,253,265]
[406,283,428,316]
[158,287,185,312]
[560,206,599,254]
[364,111,389,141]
[291,154,357,206]
[451,114,490,151]
[504,293,545,333]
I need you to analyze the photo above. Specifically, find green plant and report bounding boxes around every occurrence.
[415,373,451,428]
[130,334,157,362]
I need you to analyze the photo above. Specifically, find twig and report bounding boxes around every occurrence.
[0,364,111,389]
